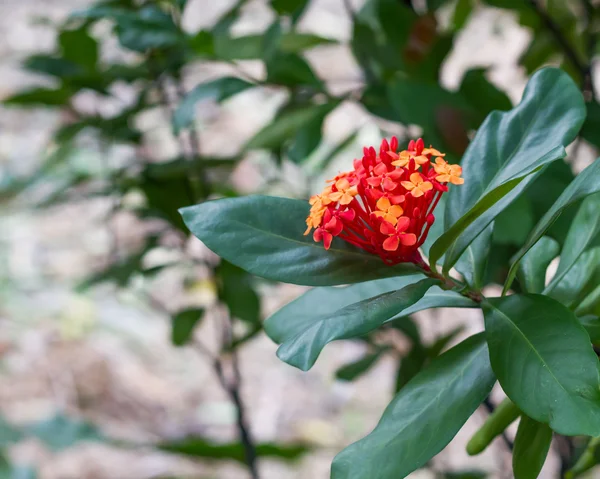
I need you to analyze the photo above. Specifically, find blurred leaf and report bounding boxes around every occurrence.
[173,77,254,133]
[506,158,600,294]
[452,0,473,30]
[114,6,184,52]
[270,0,310,23]
[217,261,260,325]
[459,68,512,126]
[520,32,556,74]
[280,33,336,51]
[27,414,103,451]
[266,52,322,88]
[287,109,328,163]
[582,102,600,149]
[24,55,83,78]
[159,438,309,462]
[171,309,205,346]
[336,349,387,382]
[0,417,23,448]
[262,21,283,60]
[331,334,495,479]
[517,236,559,294]
[444,473,486,479]
[275,279,439,371]
[3,87,72,107]
[395,341,427,392]
[59,27,98,71]
[245,103,336,151]
[483,294,600,436]
[308,129,359,173]
[189,30,215,56]
[0,455,37,479]
[467,398,520,456]
[512,415,552,479]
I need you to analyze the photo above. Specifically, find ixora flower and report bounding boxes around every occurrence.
[304,137,463,265]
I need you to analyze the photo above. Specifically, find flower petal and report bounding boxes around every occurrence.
[322,231,333,250]
[389,205,404,217]
[396,216,410,232]
[380,220,396,235]
[383,235,399,251]
[376,197,392,211]
[400,233,417,246]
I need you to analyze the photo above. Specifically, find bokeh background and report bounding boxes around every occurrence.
[1,0,598,478]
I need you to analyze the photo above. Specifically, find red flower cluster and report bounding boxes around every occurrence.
[304,137,464,265]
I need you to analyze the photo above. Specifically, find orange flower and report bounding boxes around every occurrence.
[372,197,404,226]
[328,178,358,205]
[401,172,433,198]
[422,147,445,157]
[434,158,464,185]
[380,217,417,252]
[391,150,411,168]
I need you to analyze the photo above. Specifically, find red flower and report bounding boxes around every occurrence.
[304,137,464,265]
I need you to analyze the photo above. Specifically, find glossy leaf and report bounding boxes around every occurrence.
[579,315,600,345]
[265,275,475,344]
[173,77,254,133]
[171,308,205,346]
[549,248,600,309]
[331,334,496,479]
[517,236,559,293]
[506,158,600,294]
[435,68,585,273]
[276,278,439,371]
[160,437,308,462]
[546,192,600,292]
[483,294,600,436]
[512,415,552,479]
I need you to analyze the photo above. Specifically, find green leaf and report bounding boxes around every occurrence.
[180,196,420,286]
[171,309,205,346]
[517,236,559,294]
[59,27,98,71]
[581,101,600,149]
[492,194,534,246]
[172,77,254,133]
[244,104,335,151]
[276,279,439,371]
[546,192,600,293]
[467,398,521,456]
[452,0,474,30]
[280,33,336,51]
[270,0,310,23]
[0,416,23,447]
[549,247,600,309]
[579,315,600,345]
[265,275,475,344]
[160,437,308,462]
[336,349,387,382]
[512,415,552,479]
[27,414,103,451]
[217,261,260,325]
[266,52,321,88]
[287,109,327,163]
[433,68,585,273]
[566,436,600,478]
[455,223,493,290]
[3,87,72,107]
[24,55,83,78]
[459,68,512,126]
[505,158,600,294]
[331,334,496,479]
[114,6,184,52]
[483,294,600,436]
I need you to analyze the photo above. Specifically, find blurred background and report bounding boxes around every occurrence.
[1,0,599,477]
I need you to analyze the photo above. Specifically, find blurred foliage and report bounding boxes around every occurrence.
[2,0,600,476]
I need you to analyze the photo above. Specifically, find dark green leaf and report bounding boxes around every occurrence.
[280,32,336,51]
[467,398,521,455]
[517,236,559,294]
[217,261,260,325]
[27,414,103,451]
[171,309,205,346]
[331,334,496,479]
[244,104,336,151]
[265,275,474,344]
[287,110,326,163]
[59,28,98,71]
[180,196,420,286]
[3,87,72,107]
[483,294,600,436]
[505,158,600,294]
[452,0,473,30]
[24,55,83,78]
[492,195,534,246]
[546,192,600,293]
[581,101,600,149]
[159,437,308,462]
[433,68,585,273]
[266,52,321,88]
[549,248,600,310]
[172,77,254,133]
[336,350,386,381]
[579,315,600,345]
[114,6,184,52]
[455,223,493,290]
[276,279,439,371]
[512,415,552,479]
[459,68,512,126]
[395,342,427,392]
[270,0,309,22]
[189,30,215,56]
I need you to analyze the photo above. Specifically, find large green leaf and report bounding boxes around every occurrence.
[276,279,439,370]
[517,236,559,293]
[483,294,600,436]
[433,68,585,273]
[579,315,600,345]
[505,158,600,294]
[549,247,600,309]
[172,77,254,133]
[180,196,420,286]
[265,275,475,344]
[512,415,552,479]
[455,223,493,290]
[545,192,600,292]
[331,334,495,479]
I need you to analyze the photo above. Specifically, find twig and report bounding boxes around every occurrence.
[528,0,587,75]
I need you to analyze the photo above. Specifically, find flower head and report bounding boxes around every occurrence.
[304,137,464,264]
